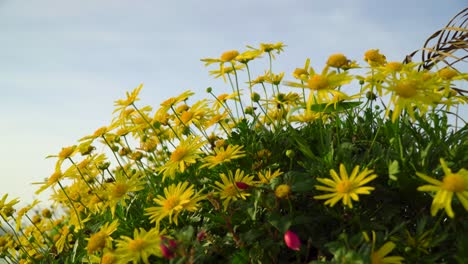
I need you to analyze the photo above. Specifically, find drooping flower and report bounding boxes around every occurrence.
[284,230,301,251]
[145,182,204,226]
[416,158,468,218]
[114,228,162,264]
[314,164,377,208]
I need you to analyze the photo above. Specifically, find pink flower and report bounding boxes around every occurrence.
[284,230,301,251]
[160,236,177,259]
[197,230,206,242]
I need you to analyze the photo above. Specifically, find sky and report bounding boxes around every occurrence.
[0,0,466,205]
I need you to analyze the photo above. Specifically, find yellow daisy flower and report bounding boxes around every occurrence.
[314,164,377,208]
[145,182,204,227]
[201,50,241,82]
[103,169,145,217]
[284,65,353,104]
[114,83,143,110]
[86,220,119,254]
[200,144,245,169]
[214,169,255,210]
[416,158,468,218]
[0,194,20,219]
[114,227,162,264]
[158,135,205,181]
[326,53,349,69]
[257,168,283,184]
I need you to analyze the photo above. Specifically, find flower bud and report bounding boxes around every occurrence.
[197,230,206,242]
[251,92,261,102]
[235,182,250,190]
[284,230,301,251]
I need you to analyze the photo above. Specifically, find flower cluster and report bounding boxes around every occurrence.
[0,41,466,263]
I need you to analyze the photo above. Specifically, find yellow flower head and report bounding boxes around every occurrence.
[326,53,349,69]
[220,50,239,62]
[115,228,162,264]
[386,61,403,72]
[86,220,119,254]
[438,68,458,80]
[145,182,204,226]
[364,49,387,66]
[214,169,255,210]
[307,74,329,90]
[201,144,245,169]
[275,184,291,199]
[416,158,468,218]
[158,135,205,181]
[314,164,377,208]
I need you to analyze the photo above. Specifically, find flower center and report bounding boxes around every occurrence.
[101,253,117,264]
[221,50,239,62]
[180,111,194,124]
[87,232,107,253]
[336,180,353,193]
[112,183,128,199]
[170,148,188,162]
[224,185,238,197]
[163,196,180,211]
[307,75,329,90]
[394,81,418,98]
[441,174,465,192]
[128,238,147,252]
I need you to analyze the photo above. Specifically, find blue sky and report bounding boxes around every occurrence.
[0,0,466,204]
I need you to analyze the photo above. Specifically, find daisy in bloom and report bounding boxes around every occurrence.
[214,169,256,210]
[103,169,145,217]
[114,227,162,264]
[145,182,204,227]
[201,50,240,82]
[159,90,195,114]
[284,65,353,106]
[314,164,377,208]
[114,83,143,110]
[248,42,286,59]
[0,194,20,219]
[86,220,119,254]
[158,135,205,181]
[382,66,444,122]
[200,144,245,169]
[256,168,283,184]
[416,158,468,218]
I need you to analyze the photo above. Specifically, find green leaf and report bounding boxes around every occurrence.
[308,101,363,113]
[268,214,292,234]
[388,160,399,181]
